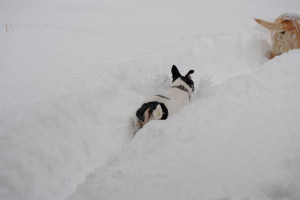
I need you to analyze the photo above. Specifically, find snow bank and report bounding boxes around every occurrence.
[1,0,300,200]
[0,29,269,200]
[0,69,134,200]
[69,51,300,200]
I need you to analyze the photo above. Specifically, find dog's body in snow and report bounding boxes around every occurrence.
[134,65,194,132]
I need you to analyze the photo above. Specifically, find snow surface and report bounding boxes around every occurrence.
[1,0,300,200]
[69,52,300,200]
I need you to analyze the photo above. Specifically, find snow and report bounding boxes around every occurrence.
[68,52,300,200]
[1,0,300,200]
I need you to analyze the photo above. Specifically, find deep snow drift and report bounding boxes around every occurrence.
[1,0,300,200]
[69,51,300,200]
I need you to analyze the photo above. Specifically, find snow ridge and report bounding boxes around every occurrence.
[1,0,300,200]
[69,51,300,200]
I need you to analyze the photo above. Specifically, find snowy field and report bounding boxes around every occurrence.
[1,0,300,200]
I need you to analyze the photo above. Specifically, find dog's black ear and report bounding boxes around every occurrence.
[171,65,181,82]
[185,70,194,80]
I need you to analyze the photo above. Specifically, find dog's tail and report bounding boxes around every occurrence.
[152,104,163,119]
[136,102,165,123]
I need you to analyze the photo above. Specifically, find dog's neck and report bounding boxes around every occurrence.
[171,78,193,92]
[170,78,193,99]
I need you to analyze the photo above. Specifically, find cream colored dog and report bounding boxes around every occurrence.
[255,13,300,58]
[134,65,194,132]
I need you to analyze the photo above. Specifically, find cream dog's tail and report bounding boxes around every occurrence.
[136,102,167,124]
[152,104,163,119]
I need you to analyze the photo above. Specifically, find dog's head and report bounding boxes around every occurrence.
[171,65,195,91]
[254,13,300,57]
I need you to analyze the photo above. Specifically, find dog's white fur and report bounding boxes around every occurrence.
[144,78,191,116]
[134,66,194,132]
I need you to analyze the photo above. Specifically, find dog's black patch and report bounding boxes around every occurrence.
[136,101,168,122]
[156,95,171,100]
[180,76,194,91]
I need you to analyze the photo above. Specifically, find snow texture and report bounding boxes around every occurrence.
[1,0,300,200]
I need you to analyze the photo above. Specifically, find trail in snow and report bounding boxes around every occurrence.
[1,0,300,200]
[0,29,271,200]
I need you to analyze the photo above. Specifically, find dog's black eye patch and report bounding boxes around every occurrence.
[180,77,194,89]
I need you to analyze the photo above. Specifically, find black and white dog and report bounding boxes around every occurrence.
[134,65,194,132]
